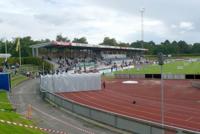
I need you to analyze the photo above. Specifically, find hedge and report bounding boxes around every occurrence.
[0,57,53,71]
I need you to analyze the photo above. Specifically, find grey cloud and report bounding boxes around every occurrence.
[43,0,57,4]
[34,14,67,25]
[84,0,200,43]
[87,0,200,23]
[1,0,200,43]
[34,11,94,26]
[192,18,200,32]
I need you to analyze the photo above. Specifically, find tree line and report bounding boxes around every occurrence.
[0,34,200,57]
[100,37,200,55]
[0,35,88,57]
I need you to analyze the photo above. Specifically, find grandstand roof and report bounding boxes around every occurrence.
[30,41,148,51]
[0,53,11,58]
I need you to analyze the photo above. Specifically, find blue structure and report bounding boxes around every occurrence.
[0,73,11,92]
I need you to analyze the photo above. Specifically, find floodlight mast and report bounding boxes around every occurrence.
[158,52,164,133]
[140,8,145,48]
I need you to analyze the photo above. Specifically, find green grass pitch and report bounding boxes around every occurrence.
[115,61,200,74]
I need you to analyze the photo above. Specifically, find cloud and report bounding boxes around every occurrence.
[169,21,194,37]
[34,14,70,26]
[179,22,194,31]
[171,24,177,29]
[0,0,200,44]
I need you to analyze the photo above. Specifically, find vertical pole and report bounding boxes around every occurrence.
[43,62,45,75]
[141,10,144,45]
[158,52,164,133]
[5,41,8,61]
[161,65,164,133]
[19,40,22,66]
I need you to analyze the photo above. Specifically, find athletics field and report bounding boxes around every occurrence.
[115,60,200,74]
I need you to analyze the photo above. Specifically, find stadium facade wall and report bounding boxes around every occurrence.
[129,74,145,79]
[163,74,185,79]
[114,74,200,80]
[39,88,198,134]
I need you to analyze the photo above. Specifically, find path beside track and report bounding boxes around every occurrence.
[10,79,127,134]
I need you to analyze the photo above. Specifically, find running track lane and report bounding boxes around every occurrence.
[57,79,200,132]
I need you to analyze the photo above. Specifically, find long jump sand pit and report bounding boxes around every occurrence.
[122,80,138,84]
[57,79,200,132]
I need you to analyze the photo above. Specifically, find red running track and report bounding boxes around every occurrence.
[57,79,200,132]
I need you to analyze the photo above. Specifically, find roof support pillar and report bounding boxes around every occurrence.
[32,48,38,57]
[36,48,39,57]
[32,48,35,57]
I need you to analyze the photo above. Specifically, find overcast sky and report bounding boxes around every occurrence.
[0,0,200,44]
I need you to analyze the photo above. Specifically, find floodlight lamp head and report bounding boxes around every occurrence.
[140,7,145,12]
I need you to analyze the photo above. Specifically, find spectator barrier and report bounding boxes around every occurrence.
[115,74,200,80]
[192,81,200,89]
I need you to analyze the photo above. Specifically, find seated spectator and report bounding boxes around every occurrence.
[0,67,3,72]
[65,68,68,73]
[26,71,30,77]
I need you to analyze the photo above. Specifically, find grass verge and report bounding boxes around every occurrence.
[11,74,28,88]
[0,71,45,134]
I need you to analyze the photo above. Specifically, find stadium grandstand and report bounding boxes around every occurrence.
[30,41,147,73]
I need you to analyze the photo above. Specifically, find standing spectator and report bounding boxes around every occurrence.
[4,59,9,69]
[102,81,106,89]
[84,64,86,72]
[111,66,113,72]
[14,67,17,75]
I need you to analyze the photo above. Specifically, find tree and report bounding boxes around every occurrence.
[143,41,155,55]
[100,37,117,46]
[130,41,142,48]
[1,35,200,57]
[0,40,5,54]
[40,38,51,43]
[162,40,170,45]
[118,42,129,47]
[177,40,191,54]
[192,43,200,54]
[72,37,88,44]
[56,34,70,42]
[0,36,45,57]
[10,36,35,57]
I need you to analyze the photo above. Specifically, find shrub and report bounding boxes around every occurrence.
[0,57,53,71]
